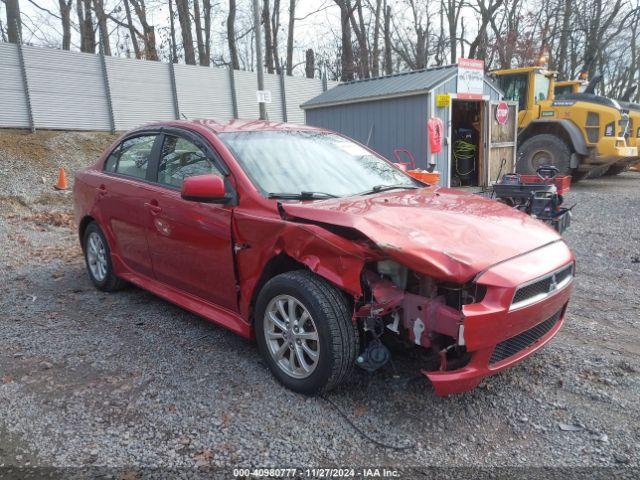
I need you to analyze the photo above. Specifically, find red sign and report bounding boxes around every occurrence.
[495,102,509,125]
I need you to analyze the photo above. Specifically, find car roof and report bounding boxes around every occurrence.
[138,118,323,134]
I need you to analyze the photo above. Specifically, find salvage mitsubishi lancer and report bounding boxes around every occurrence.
[73,119,574,396]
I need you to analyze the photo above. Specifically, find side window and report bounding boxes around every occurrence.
[111,135,157,179]
[498,74,528,111]
[104,147,119,172]
[157,135,222,188]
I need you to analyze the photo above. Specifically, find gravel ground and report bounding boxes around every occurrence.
[0,131,639,477]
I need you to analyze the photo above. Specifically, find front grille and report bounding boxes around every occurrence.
[490,309,562,365]
[511,263,573,310]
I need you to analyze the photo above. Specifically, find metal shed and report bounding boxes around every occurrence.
[302,63,517,187]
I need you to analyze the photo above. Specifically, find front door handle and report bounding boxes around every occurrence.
[144,201,162,215]
[97,184,107,197]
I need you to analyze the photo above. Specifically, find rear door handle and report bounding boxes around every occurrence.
[144,201,162,215]
[97,185,107,197]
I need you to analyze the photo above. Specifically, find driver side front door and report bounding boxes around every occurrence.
[144,132,238,312]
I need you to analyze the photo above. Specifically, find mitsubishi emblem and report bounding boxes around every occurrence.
[549,274,558,292]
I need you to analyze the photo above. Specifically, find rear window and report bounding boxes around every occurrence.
[104,135,157,180]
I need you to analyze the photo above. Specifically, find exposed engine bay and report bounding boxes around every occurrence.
[354,261,482,374]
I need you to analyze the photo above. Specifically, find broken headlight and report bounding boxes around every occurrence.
[376,260,408,290]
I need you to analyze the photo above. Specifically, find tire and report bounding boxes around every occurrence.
[603,164,628,176]
[255,270,359,394]
[83,222,126,292]
[517,134,571,175]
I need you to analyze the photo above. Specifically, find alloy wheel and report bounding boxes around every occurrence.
[263,294,320,379]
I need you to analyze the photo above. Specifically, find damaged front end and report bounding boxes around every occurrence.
[355,262,484,387]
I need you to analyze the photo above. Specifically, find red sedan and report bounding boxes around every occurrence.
[73,119,574,396]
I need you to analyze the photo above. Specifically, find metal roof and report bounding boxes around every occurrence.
[301,65,458,109]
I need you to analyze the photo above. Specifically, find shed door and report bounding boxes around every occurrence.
[486,101,518,184]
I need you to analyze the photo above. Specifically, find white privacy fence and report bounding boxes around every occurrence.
[0,42,335,132]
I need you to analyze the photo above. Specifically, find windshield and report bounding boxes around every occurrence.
[219,131,418,198]
[533,74,551,103]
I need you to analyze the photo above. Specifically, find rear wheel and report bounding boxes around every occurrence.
[255,270,359,394]
[83,222,126,291]
[517,134,571,175]
[603,164,628,176]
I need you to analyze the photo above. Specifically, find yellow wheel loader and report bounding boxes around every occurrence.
[555,78,640,176]
[490,67,636,180]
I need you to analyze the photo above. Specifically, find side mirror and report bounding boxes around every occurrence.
[181,174,229,204]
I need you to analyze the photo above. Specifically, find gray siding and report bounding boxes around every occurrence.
[0,43,30,128]
[0,42,334,131]
[174,63,234,119]
[106,56,175,130]
[22,46,111,130]
[284,76,326,124]
[234,69,260,120]
[305,94,430,172]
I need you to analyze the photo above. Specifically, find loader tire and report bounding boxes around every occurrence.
[517,134,571,175]
[603,165,628,176]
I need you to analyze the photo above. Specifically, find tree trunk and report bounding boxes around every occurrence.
[193,0,207,65]
[176,0,196,65]
[228,0,240,69]
[58,0,72,50]
[335,1,355,81]
[305,48,315,78]
[93,0,111,55]
[203,0,212,65]
[168,0,178,62]
[263,0,275,73]
[286,0,295,75]
[371,0,382,77]
[349,0,370,78]
[271,0,281,73]
[5,0,21,44]
[123,0,141,59]
[557,0,571,78]
[383,2,392,75]
[129,0,158,60]
[77,0,96,53]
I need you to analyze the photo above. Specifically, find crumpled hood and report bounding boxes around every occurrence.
[281,187,563,283]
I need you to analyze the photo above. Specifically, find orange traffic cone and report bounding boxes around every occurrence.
[54,168,69,190]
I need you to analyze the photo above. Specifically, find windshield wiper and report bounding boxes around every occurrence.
[358,184,418,196]
[267,191,338,200]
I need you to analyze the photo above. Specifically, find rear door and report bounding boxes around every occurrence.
[99,133,161,278]
[486,100,518,185]
[144,130,238,311]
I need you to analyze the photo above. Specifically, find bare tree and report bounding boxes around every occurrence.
[168,0,178,61]
[122,0,141,58]
[228,0,240,69]
[350,0,371,78]
[383,1,393,74]
[4,0,21,43]
[77,0,96,53]
[193,0,207,65]
[443,0,464,63]
[286,0,295,74]
[333,0,356,81]
[263,0,275,72]
[305,48,315,78]
[468,0,505,60]
[175,0,196,64]
[58,0,72,50]
[93,0,111,55]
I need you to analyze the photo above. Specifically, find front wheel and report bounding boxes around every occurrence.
[255,270,359,394]
[517,134,571,175]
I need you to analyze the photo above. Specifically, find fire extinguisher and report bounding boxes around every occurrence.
[427,117,444,172]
